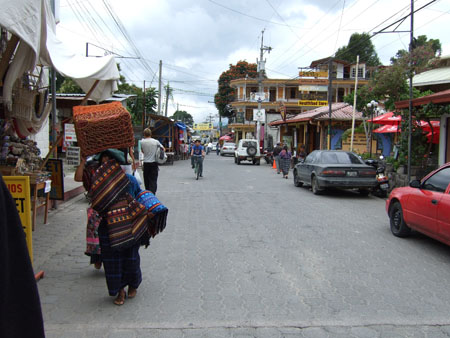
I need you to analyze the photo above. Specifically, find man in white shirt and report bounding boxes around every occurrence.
[140,128,163,194]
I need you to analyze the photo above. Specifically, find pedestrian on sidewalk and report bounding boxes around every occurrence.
[140,128,163,194]
[297,144,307,162]
[75,151,146,306]
[279,145,292,179]
[0,175,45,337]
[273,142,282,174]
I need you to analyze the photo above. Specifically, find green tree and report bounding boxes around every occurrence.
[170,110,194,126]
[335,33,381,66]
[126,87,158,125]
[391,34,442,63]
[214,60,258,118]
[57,77,84,94]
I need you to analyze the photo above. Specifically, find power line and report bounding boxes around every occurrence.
[207,0,311,29]
[333,1,347,53]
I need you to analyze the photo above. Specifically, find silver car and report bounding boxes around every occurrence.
[220,142,236,156]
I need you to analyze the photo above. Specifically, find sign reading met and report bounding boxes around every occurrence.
[4,176,33,262]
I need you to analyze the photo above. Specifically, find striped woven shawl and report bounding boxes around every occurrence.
[136,190,169,238]
[89,159,130,214]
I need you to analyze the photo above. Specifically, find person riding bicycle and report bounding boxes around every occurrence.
[191,139,205,177]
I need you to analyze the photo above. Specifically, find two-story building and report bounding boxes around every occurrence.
[229,57,370,152]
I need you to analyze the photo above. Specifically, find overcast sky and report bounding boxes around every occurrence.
[57,0,450,123]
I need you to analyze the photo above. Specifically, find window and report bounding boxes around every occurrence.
[242,141,257,148]
[422,167,450,193]
[319,151,363,164]
[305,151,317,163]
[290,88,296,99]
[351,67,365,78]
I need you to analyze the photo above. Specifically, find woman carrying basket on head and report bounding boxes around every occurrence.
[75,150,145,306]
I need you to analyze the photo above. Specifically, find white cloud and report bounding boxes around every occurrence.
[57,0,450,122]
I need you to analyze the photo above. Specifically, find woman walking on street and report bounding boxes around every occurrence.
[75,150,145,306]
[279,145,292,179]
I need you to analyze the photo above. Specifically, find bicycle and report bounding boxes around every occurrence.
[193,155,203,180]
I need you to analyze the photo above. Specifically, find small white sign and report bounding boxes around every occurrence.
[64,123,77,142]
[298,85,328,92]
[250,92,269,102]
[253,109,265,122]
[66,146,80,166]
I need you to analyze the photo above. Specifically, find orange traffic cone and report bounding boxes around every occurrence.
[272,159,277,170]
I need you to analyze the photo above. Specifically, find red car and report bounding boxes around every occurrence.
[386,163,450,245]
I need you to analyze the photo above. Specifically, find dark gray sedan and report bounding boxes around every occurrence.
[293,150,377,195]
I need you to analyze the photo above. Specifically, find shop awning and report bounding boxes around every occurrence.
[0,0,119,109]
[395,89,450,109]
[175,122,187,131]
[270,102,362,126]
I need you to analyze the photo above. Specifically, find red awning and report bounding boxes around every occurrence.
[395,89,450,109]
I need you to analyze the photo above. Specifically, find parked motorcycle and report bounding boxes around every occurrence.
[264,149,273,165]
[365,158,390,198]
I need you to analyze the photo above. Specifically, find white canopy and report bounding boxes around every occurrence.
[0,0,119,109]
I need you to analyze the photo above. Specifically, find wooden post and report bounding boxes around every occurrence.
[80,80,100,106]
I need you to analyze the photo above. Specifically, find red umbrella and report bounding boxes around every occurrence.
[418,120,440,131]
[368,112,402,125]
[373,124,399,133]
[426,130,440,144]
[219,135,232,141]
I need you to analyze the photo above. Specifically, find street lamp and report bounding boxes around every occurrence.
[366,100,378,157]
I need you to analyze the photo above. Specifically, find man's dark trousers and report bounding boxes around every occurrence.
[143,162,159,194]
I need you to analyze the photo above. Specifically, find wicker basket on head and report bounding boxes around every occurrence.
[73,102,134,157]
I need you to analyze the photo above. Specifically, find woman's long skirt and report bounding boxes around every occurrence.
[280,157,291,176]
[98,222,142,296]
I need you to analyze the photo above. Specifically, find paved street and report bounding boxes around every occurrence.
[34,155,450,337]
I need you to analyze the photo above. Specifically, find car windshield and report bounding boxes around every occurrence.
[319,152,363,164]
[242,141,257,147]
[223,143,235,147]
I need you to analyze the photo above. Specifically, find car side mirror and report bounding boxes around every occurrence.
[409,180,421,189]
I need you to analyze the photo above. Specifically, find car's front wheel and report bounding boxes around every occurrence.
[293,170,303,187]
[389,201,411,237]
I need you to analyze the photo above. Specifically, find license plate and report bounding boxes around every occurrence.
[380,183,389,189]
[346,171,357,177]
[247,157,252,160]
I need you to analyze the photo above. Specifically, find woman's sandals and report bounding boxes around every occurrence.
[128,287,137,299]
[114,287,137,305]
[114,289,126,306]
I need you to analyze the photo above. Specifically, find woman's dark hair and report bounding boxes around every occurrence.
[283,145,288,151]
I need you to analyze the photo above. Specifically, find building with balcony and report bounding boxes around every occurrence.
[229,57,371,151]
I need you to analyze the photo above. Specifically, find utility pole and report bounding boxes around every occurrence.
[407,0,414,182]
[350,55,359,152]
[164,82,170,117]
[327,57,333,150]
[257,30,271,148]
[158,60,162,115]
[142,80,146,127]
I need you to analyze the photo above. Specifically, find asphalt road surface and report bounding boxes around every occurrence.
[35,154,450,337]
